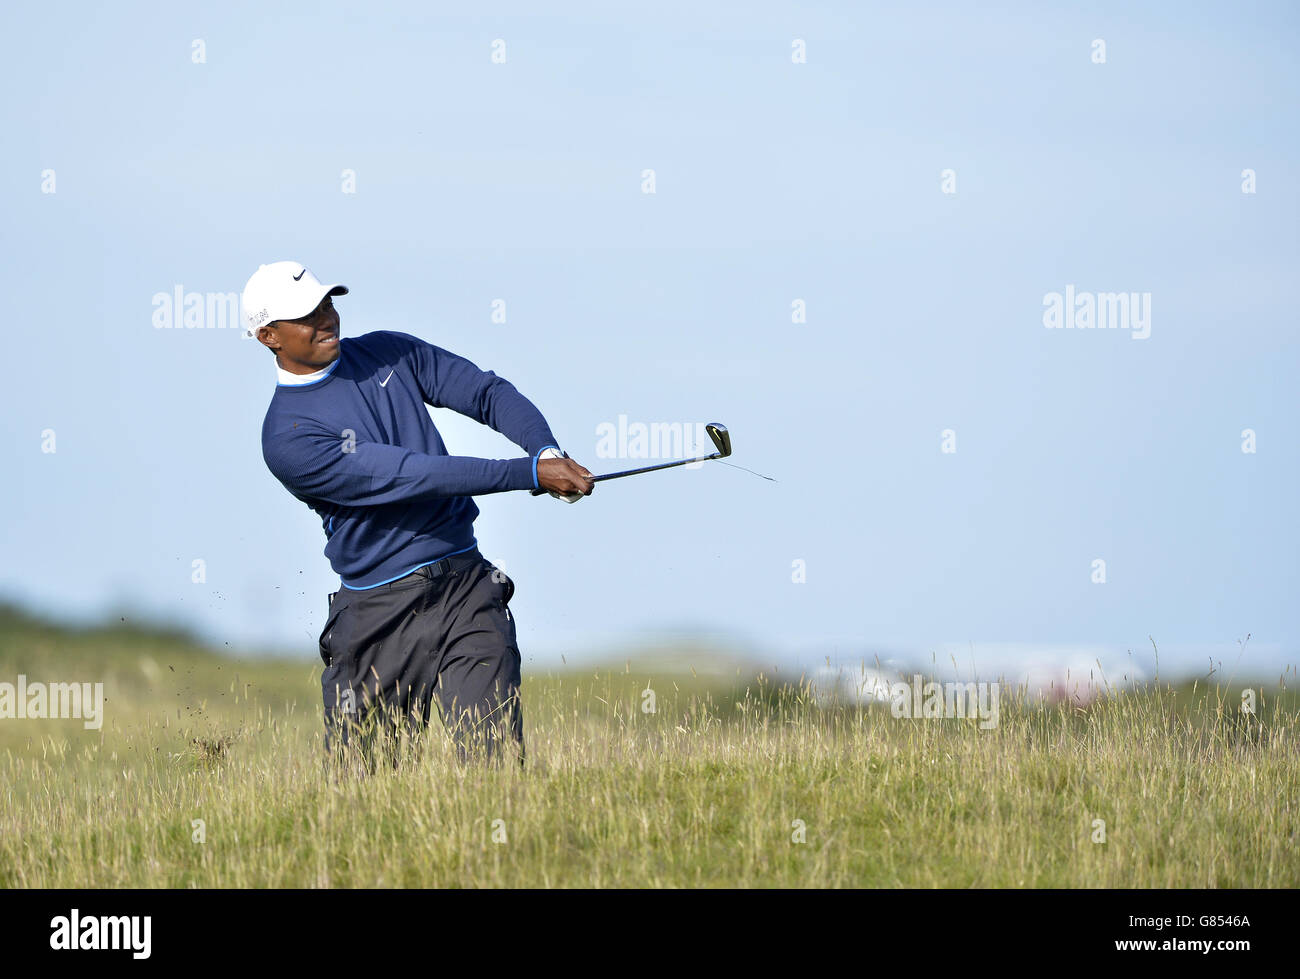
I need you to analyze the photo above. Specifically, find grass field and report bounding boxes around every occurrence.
[0,605,1295,888]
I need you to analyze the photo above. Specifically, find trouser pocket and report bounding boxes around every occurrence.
[483,558,515,607]
[318,591,346,667]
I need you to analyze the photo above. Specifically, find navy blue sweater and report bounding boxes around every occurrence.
[261,331,559,589]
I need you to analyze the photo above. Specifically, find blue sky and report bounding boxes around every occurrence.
[1,2,1296,681]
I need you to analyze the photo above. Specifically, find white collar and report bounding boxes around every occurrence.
[276,355,340,386]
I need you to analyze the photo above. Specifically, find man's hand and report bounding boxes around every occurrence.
[537,449,594,502]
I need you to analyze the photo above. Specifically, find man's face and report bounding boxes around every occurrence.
[258,295,341,372]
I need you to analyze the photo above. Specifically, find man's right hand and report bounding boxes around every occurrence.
[537,455,595,498]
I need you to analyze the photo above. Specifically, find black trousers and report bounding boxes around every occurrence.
[318,547,524,767]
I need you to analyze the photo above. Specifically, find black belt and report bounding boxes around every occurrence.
[411,554,459,581]
[336,547,480,599]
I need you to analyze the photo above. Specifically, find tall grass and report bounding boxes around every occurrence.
[0,608,1294,887]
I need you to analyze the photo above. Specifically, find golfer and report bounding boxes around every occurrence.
[243,261,594,767]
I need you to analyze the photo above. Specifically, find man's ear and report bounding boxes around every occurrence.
[256,324,280,353]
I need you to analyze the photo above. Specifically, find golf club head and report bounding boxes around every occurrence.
[706,422,731,458]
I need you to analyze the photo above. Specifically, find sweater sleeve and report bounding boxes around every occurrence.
[264,428,537,506]
[405,336,559,456]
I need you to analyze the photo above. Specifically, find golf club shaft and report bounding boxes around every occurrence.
[593,452,722,482]
[529,452,722,496]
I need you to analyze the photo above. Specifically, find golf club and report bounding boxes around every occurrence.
[530,422,732,496]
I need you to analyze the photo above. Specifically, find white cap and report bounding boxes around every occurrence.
[241,261,348,337]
